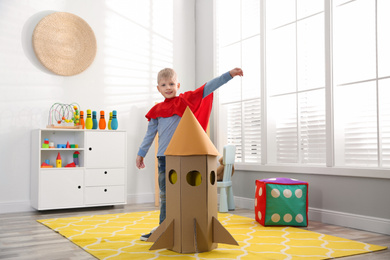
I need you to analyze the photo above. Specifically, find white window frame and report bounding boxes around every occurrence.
[214,0,390,180]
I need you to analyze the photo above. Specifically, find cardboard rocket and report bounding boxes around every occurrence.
[147,107,238,253]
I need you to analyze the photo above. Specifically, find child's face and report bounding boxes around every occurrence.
[157,77,180,99]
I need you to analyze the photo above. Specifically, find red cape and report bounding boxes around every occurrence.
[145,84,213,131]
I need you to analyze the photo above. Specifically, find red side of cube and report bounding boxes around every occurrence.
[254,180,267,226]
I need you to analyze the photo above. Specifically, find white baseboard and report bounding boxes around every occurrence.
[0,200,33,214]
[127,193,155,204]
[308,207,390,236]
[233,196,390,236]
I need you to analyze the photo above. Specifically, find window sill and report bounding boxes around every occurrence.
[235,163,390,179]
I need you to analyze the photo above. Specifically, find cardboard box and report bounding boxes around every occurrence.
[147,107,238,253]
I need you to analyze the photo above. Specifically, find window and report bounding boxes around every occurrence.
[215,0,390,173]
[216,0,261,163]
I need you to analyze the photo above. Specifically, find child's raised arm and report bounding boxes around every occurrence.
[229,68,244,77]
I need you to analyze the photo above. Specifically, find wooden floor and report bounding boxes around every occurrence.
[0,203,388,260]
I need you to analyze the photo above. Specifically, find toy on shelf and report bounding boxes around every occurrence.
[86,109,93,129]
[80,111,85,129]
[49,142,54,148]
[42,138,49,148]
[92,111,98,129]
[99,111,106,130]
[65,162,76,167]
[108,112,112,130]
[111,110,118,130]
[72,106,80,126]
[47,103,82,129]
[56,152,62,168]
[41,159,53,168]
[73,151,80,166]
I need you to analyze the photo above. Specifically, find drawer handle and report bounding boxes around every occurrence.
[78,186,81,189]
[104,189,107,192]
[104,171,107,174]
[89,147,92,151]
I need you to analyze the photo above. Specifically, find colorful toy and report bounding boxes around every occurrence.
[56,152,62,168]
[80,111,85,129]
[99,111,106,130]
[73,151,80,166]
[49,142,55,148]
[65,162,76,167]
[41,162,53,168]
[92,111,98,129]
[57,144,66,148]
[111,110,118,130]
[47,102,81,128]
[108,112,112,130]
[66,141,70,148]
[72,106,80,126]
[41,159,53,168]
[255,177,308,227]
[86,109,93,129]
[42,138,49,148]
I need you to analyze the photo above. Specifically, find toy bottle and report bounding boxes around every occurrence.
[80,111,85,129]
[86,109,93,129]
[56,152,62,168]
[111,110,118,130]
[92,111,98,129]
[99,111,106,130]
[108,112,112,130]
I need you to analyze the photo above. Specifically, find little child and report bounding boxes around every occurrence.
[136,67,243,241]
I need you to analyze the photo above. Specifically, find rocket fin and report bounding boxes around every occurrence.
[194,218,209,252]
[212,217,239,246]
[147,219,167,242]
[149,219,174,251]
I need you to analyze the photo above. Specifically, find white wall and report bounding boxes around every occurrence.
[0,0,196,213]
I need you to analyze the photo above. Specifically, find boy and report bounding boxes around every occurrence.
[136,67,243,241]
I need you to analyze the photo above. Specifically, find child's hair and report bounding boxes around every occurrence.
[157,68,177,84]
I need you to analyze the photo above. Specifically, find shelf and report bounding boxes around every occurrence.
[40,167,85,171]
[40,148,85,151]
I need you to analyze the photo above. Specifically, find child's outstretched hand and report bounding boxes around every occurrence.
[230,68,244,77]
[136,155,145,169]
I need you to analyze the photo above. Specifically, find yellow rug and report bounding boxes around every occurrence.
[38,210,386,260]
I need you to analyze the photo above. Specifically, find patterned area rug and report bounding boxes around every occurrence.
[38,210,386,260]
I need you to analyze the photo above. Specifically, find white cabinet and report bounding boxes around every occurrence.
[31,129,127,210]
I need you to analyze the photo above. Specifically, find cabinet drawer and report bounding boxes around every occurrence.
[85,186,125,205]
[85,169,125,186]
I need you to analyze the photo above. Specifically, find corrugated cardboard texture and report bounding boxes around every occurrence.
[167,156,182,252]
[207,156,218,250]
[148,107,237,253]
[164,107,219,156]
[181,156,208,253]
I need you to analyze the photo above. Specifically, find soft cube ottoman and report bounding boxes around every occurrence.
[255,177,308,226]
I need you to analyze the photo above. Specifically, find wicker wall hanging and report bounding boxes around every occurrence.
[32,12,97,76]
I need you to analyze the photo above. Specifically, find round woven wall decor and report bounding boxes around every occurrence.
[32,12,97,76]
